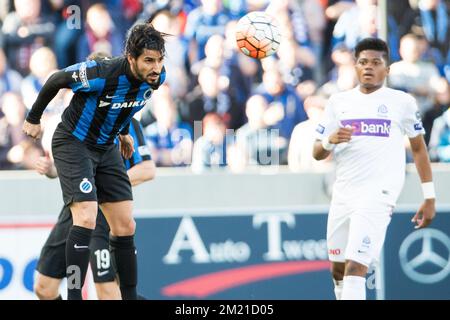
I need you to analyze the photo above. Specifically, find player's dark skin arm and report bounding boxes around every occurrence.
[409,135,436,229]
[313,141,332,160]
[312,127,353,160]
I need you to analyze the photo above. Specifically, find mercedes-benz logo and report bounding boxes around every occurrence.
[399,229,450,284]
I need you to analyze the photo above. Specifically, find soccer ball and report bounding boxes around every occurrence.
[235,11,281,59]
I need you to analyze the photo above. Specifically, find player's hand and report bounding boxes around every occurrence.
[328,126,353,144]
[22,120,42,140]
[35,151,54,176]
[411,199,436,229]
[119,134,135,159]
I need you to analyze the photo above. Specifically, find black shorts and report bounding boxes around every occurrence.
[36,205,117,283]
[52,122,132,205]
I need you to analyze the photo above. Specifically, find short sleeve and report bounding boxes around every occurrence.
[64,60,102,93]
[315,95,339,140]
[402,94,425,138]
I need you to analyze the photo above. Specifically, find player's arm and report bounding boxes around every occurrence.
[24,61,100,138]
[409,135,436,229]
[126,119,155,186]
[118,122,135,159]
[313,126,353,160]
[127,160,156,187]
[403,95,436,229]
[35,151,58,179]
[312,95,353,160]
[22,70,72,138]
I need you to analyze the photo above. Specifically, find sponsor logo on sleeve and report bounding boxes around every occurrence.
[138,145,151,156]
[316,124,325,134]
[414,122,424,131]
[79,62,89,88]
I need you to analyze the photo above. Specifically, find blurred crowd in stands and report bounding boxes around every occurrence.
[0,0,449,172]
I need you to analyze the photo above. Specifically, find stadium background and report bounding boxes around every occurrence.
[0,0,449,300]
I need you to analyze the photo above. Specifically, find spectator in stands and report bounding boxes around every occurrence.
[386,0,418,62]
[0,92,42,169]
[288,95,332,172]
[319,64,357,96]
[183,65,231,128]
[191,112,228,172]
[220,20,259,130]
[389,33,442,114]
[428,107,450,162]
[76,3,124,61]
[255,64,308,144]
[234,94,285,166]
[190,34,225,76]
[423,78,450,145]
[21,47,58,111]
[145,85,193,167]
[414,0,449,77]
[332,0,378,51]
[322,0,356,75]
[184,0,230,65]
[277,38,316,86]
[1,0,55,75]
[299,0,327,83]
[151,9,189,99]
[51,0,83,68]
[266,0,311,48]
[0,47,22,96]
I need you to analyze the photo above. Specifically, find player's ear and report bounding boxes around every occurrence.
[126,53,135,65]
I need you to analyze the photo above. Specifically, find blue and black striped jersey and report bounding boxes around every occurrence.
[116,118,152,170]
[27,56,165,147]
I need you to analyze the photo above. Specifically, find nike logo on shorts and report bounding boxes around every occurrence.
[97,270,109,277]
[74,244,89,249]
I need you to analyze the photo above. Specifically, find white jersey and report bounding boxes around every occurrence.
[316,86,425,206]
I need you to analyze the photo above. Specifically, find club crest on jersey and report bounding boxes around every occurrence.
[415,111,422,120]
[79,178,93,193]
[377,104,388,117]
[143,88,153,100]
[341,119,391,137]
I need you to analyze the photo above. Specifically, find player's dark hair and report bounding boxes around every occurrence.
[125,23,167,58]
[354,38,389,64]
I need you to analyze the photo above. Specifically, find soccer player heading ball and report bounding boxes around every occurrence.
[313,38,436,300]
[23,23,167,300]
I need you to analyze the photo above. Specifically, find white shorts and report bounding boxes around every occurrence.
[326,201,393,267]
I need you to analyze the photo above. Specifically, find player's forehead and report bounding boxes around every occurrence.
[356,50,385,62]
[138,49,164,60]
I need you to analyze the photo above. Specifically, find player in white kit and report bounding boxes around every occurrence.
[313,38,436,300]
